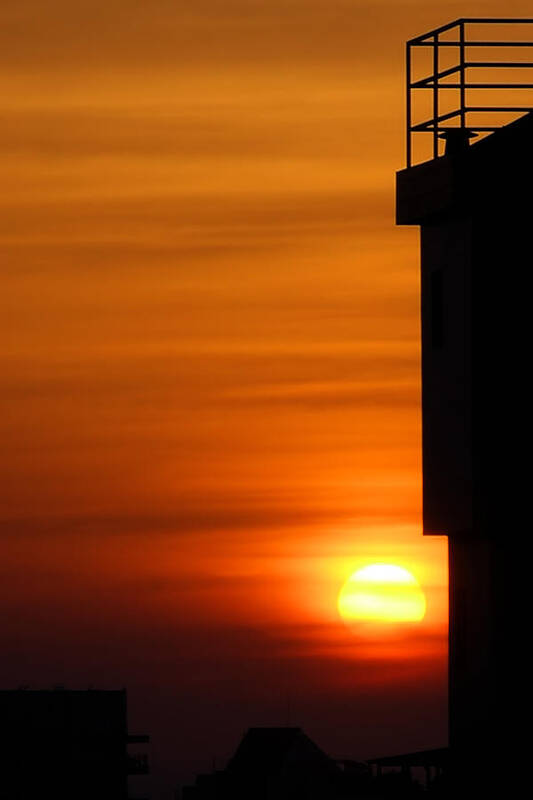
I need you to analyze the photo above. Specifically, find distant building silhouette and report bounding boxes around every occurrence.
[0,689,149,800]
[181,726,368,799]
[397,17,533,798]
[368,748,448,795]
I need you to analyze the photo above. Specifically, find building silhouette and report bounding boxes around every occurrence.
[397,17,533,797]
[367,748,447,795]
[181,729,450,798]
[0,689,149,800]
[181,727,368,799]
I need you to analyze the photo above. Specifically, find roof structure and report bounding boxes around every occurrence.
[397,110,533,225]
[367,747,449,768]
[226,727,338,777]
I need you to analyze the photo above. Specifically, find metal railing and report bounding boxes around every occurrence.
[406,18,533,166]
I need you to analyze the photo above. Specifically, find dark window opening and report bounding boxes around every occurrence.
[431,269,444,349]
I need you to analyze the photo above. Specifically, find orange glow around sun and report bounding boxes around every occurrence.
[338,563,427,624]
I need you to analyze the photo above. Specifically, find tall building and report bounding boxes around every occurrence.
[0,689,149,800]
[396,18,533,796]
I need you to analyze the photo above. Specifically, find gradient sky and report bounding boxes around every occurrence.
[2,2,530,797]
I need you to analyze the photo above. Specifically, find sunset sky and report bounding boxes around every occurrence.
[2,1,530,796]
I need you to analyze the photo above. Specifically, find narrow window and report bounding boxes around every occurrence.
[431,269,444,348]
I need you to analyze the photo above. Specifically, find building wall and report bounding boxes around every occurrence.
[420,216,473,535]
[399,111,533,797]
[0,690,129,800]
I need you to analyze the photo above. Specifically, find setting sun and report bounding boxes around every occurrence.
[338,564,426,624]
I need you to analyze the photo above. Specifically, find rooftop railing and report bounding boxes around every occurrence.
[406,18,533,166]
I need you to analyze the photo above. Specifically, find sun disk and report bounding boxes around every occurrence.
[338,563,426,623]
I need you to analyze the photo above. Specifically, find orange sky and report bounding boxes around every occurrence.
[2,1,531,794]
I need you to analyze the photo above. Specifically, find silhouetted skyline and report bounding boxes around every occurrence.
[5,3,531,798]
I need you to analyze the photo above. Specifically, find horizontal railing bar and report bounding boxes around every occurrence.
[408,18,463,44]
[411,41,533,47]
[409,19,533,44]
[411,123,504,133]
[424,109,463,124]
[410,107,533,132]
[410,65,463,88]
[410,112,463,131]
[410,123,436,132]
[411,64,533,89]
[413,83,533,88]
[421,126,503,132]
[440,126,501,131]
[410,123,435,132]
[466,105,533,111]
[460,18,533,24]
[465,61,533,66]
[434,109,463,122]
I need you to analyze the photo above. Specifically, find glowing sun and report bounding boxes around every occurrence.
[338,563,426,623]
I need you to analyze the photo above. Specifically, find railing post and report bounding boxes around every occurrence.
[433,33,439,158]
[459,21,466,128]
[406,42,412,166]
